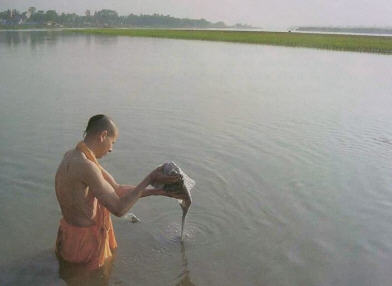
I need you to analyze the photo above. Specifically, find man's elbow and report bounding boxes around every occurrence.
[106,194,138,217]
[111,207,126,217]
[112,202,130,217]
[111,210,123,217]
[104,201,125,217]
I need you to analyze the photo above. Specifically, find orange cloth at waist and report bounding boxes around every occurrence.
[56,218,117,269]
[55,141,117,269]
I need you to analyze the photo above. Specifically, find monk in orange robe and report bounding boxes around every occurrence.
[55,114,182,269]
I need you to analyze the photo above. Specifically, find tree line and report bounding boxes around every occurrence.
[0,7,253,29]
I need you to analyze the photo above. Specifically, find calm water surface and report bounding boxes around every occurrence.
[1,31,392,285]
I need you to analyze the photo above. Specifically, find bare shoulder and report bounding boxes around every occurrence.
[59,149,100,181]
[72,151,101,176]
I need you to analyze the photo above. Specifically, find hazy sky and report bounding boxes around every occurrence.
[1,0,391,29]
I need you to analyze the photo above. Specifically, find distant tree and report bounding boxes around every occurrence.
[234,23,251,29]
[213,21,226,28]
[94,9,118,25]
[45,10,58,22]
[0,10,8,20]
[31,10,45,23]
[28,7,36,15]
[0,7,234,29]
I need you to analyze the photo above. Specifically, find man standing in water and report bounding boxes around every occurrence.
[55,114,181,269]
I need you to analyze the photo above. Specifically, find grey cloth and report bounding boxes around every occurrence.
[152,161,195,240]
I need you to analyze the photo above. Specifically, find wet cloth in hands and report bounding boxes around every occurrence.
[152,161,195,239]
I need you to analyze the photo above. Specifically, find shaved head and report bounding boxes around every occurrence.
[84,114,117,138]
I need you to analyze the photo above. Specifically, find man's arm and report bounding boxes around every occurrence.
[100,167,164,198]
[81,161,152,217]
[81,162,180,217]
[100,167,120,190]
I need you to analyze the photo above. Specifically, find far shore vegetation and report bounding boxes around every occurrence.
[295,26,392,35]
[2,7,391,54]
[0,7,253,30]
[71,28,392,54]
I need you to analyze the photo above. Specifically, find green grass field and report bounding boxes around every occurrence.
[70,28,392,54]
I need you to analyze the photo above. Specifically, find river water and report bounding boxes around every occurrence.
[0,31,392,286]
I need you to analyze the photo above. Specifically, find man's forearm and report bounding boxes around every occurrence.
[115,184,135,197]
[140,188,165,197]
[116,184,163,198]
[116,176,151,216]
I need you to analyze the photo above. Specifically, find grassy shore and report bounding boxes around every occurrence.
[69,28,392,54]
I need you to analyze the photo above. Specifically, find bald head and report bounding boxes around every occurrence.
[84,114,117,138]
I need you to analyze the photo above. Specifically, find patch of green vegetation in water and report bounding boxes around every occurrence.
[69,28,392,54]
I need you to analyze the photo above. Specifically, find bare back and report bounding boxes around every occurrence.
[55,149,98,227]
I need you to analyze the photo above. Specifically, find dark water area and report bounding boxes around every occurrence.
[1,31,392,285]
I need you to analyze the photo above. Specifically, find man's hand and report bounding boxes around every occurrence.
[150,188,187,200]
[162,190,187,200]
[148,166,182,185]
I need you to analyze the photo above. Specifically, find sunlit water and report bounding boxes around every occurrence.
[0,31,392,286]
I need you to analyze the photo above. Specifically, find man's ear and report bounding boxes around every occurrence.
[99,130,108,142]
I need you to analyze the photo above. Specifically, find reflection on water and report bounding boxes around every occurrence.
[0,249,116,286]
[176,242,196,286]
[0,30,57,49]
[0,30,119,50]
[58,252,116,286]
[0,250,64,285]
[0,246,192,286]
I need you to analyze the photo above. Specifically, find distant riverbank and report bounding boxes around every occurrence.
[295,26,392,36]
[69,28,392,54]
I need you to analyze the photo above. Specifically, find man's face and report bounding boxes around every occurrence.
[96,130,118,158]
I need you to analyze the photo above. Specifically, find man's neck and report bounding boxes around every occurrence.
[83,137,99,158]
